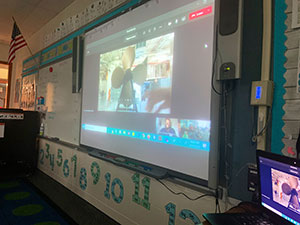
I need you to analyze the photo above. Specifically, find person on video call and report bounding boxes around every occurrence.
[159,118,177,137]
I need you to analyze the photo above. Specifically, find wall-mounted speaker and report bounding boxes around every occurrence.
[216,0,243,80]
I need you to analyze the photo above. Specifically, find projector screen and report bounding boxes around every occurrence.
[81,0,217,182]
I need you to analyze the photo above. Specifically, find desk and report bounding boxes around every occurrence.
[202,202,261,225]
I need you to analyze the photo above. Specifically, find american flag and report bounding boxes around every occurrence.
[8,22,27,64]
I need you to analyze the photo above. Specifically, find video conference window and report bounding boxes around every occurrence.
[98,33,174,113]
[272,169,300,213]
[156,118,210,141]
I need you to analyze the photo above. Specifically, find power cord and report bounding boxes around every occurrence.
[251,106,272,142]
[156,178,222,214]
[222,82,234,210]
[156,178,215,201]
[215,198,221,213]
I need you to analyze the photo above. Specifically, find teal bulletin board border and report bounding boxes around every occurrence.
[22,53,40,73]
[41,50,72,66]
[271,0,287,154]
[41,0,143,55]
[23,0,144,69]
[23,53,40,65]
[22,70,38,78]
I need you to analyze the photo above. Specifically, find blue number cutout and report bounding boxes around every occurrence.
[56,149,63,167]
[39,149,44,165]
[179,209,201,225]
[111,178,124,204]
[71,155,77,177]
[91,162,100,185]
[132,173,141,204]
[45,143,50,159]
[141,177,151,210]
[79,168,87,190]
[49,154,55,171]
[165,203,176,225]
[104,172,111,199]
[63,159,70,177]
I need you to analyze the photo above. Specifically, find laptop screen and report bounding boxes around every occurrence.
[259,155,300,224]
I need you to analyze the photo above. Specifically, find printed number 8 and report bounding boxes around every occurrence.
[80,168,87,190]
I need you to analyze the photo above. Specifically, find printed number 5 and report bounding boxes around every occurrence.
[57,149,63,167]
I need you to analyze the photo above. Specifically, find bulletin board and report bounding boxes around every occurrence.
[271,0,300,157]
[20,71,37,111]
[36,57,81,145]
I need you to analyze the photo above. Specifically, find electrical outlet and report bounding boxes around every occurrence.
[248,164,257,192]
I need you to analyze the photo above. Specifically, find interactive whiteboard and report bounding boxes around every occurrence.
[81,0,218,185]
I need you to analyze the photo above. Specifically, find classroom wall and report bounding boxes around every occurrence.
[216,0,263,201]
[26,0,100,53]
[9,0,97,108]
[0,42,9,62]
[281,0,300,156]
[6,1,294,219]
[8,1,236,224]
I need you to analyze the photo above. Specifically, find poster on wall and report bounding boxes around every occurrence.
[20,73,36,111]
[292,0,300,28]
[14,78,21,104]
[0,84,6,108]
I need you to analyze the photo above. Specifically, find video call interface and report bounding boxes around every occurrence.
[259,157,300,224]
[81,0,215,179]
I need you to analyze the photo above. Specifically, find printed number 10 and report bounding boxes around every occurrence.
[132,173,151,210]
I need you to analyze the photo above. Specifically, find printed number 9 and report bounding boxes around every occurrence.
[91,162,100,185]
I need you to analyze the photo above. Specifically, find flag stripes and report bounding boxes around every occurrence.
[8,22,27,64]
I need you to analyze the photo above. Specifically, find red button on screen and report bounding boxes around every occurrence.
[189,5,213,21]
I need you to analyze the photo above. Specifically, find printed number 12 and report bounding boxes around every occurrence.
[165,202,201,225]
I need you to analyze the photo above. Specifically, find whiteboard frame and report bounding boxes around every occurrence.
[80,0,221,189]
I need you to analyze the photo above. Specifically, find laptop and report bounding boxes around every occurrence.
[203,150,300,225]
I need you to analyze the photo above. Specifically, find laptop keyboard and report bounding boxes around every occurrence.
[234,214,275,225]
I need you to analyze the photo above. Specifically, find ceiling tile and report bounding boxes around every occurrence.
[0,0,76,44]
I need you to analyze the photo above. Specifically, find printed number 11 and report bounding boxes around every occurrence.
[132,173,151,210]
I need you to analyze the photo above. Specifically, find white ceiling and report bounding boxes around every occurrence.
[0,0,76,45]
